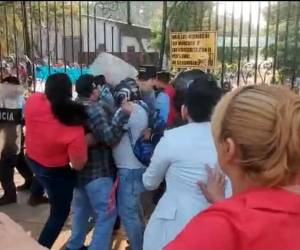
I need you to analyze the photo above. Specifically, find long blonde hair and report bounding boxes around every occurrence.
[212,84,300,187]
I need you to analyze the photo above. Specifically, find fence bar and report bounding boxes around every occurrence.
[247,2,252,62]
[200,2,203,30]
[230,3,234,63]
[87,1,90,66]
[29,1,35,89]
[104,22,107,52]
[237,3,243,86]
[208,4,212,30]
[79,1,82,74]
[221,4,226,85]
[62,1,66,72]
[112,26,114,53]
[215,2,219,32]
[127,1,131,25]
[292,2,300,85]
[265,1,271,60]
[272,2,280,84]
[284,1,291,65]
[0,42,3,80]
[46,1,50,74]
[71,1,74,64]
[4,6,9,56]
[94,3,97,53]
[12,2,19,79]
[254,2,261,84]
[38,1,43,59]
[54,1,58,62]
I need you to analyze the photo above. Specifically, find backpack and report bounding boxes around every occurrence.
[128,100,167,167]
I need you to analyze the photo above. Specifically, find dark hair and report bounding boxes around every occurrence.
[156,71,170,85]
[45,73,87,125]
[76,74,96,98]
[2,76,20,85]
[94,75,106,86]
[184,75,223,122]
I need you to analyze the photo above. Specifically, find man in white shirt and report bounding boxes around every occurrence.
[143,74,231,250]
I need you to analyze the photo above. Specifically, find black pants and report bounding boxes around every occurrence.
[26,157,75,249]
[0,153,17,197]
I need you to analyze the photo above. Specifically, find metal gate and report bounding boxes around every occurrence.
[0,1,299,88]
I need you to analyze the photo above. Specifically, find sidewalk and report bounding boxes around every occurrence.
[0,172,128,250]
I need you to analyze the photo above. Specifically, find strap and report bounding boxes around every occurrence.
[127,128,135,149]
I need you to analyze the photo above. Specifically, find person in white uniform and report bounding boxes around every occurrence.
[143,74,232,250]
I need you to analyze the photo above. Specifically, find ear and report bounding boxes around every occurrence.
[222,138,237,165]
[181,104,189,121]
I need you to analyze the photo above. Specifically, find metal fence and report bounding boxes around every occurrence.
[0,1,300,89]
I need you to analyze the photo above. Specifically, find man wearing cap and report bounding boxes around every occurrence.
[66,74,133,250]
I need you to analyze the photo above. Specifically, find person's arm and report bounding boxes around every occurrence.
[87,102,131,146]
[164,212,237,250]
[143,135,171,190]
[68,128,88,170]
[156,92,170,123]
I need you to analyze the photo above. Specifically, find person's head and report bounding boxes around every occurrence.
[113,78,141,107]
[76,74,99,102]
[45,73,87,125]
[2,76,20,85]
[181,74,223,123]
[155,71,171,89]
[212,85,300,193]
[94,74,107,87]
[137,65,157,91]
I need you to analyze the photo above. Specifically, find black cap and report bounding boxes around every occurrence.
[137,65,157,81]
[156,71,170,84]
[76,74,97,97]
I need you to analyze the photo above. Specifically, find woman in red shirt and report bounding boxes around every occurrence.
[165,85,300,250]
[25,73,87,249]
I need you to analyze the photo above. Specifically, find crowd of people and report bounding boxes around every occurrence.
[1,63,300,250]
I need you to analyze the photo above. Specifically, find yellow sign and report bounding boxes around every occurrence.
[170,31,217,70]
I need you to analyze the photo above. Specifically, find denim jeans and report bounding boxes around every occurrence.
[117,168,145,250]
[26,156,75,249]
[67,177,117,250]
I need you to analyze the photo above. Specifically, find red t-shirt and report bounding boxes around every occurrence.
[25,93,87,168]
[164,84,178,127]
[165,188,300,250]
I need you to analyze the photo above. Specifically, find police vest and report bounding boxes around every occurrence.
[0,108,22,124]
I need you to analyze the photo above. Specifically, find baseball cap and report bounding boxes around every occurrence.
[76,74,97,97]
[137,65,157,81]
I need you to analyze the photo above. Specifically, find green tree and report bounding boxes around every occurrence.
[262,1,300,83]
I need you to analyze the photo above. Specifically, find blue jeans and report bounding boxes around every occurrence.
[67,177,117,250]
[117,168,145,250]
[26,156,75,249]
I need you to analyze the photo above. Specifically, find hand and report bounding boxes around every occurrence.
[142,128,152,140]
[85,133,97,147]
[198,165,226,204]
[121,100,134,115]
[0,212,47,250]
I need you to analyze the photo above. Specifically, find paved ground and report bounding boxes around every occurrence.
[0,172,128,250]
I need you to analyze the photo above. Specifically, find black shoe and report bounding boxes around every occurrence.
[17,181,32,191]
[27,195,49,207]
[0,195,17,206]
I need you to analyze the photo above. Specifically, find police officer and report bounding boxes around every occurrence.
[0,76,24,205]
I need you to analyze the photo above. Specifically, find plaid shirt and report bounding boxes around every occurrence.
[76,96,129,186]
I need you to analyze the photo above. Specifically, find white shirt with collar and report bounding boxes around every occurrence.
[143,122,232,250]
